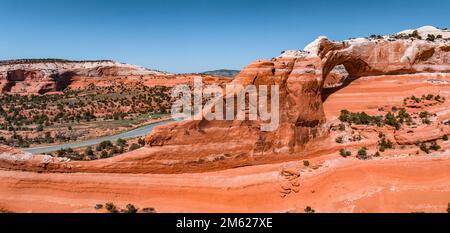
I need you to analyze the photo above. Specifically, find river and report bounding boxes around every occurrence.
[21,119,176,154]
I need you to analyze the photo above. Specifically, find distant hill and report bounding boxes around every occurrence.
[202,69,240,77]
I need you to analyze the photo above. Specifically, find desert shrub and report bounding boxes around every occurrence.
[426,34,436,41]
[116,138,127,147]
[420,143,430,154]
[138,137,146,146]
[357,147,369,160]
[339,149,351,158]
[303,160,310,167]
[338,123,346,131]
[434,95,445,102]
[100,150,109,158]
[94,204,103,210]
[304,206,315,213]
[99,140,113,150]
[378,133,394,152]
[430,141,441,151]
[419,111,429,119]
[129,143,141,151]
[369,34,383,39]
[443,135,448,141]
[105,202,118,213]
[397,108,410,123]
[335,136,343,144]
[410,30,422,39]
[85,146,94,156]
[142,207,156,213]
[384,112,401,130]
[350,135,362,142]
[124,204,138,213]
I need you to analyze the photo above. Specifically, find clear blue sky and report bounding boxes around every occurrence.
[0,0,449,73]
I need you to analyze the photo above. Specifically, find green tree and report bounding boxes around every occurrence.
[36,124,44,132]
[125,204,138,213]
[85,146,94,156]
[357,147,369,160]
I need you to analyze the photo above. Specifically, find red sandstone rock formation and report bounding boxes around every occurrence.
[144,33,450,164]
[0,59,169,94]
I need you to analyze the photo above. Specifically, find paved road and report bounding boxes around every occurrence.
[22,119,176,154]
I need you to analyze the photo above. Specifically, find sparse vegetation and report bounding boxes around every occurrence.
[357,147,369,160]
[338,109,410,130]
[409,30,422,40]
[304,206,315,213]
[105,202,119,213]
[0,85,172,148]
[303,160,310,167]
[335,136,343,144]
[378,132,394,152]
[430,141,441,151]
[124,204,138,213]
[426,34,436,41]
[142,207,156,213]
[369,34,383,39]
[339,110,382,126]
[339,149,351,158]
[95,202,154,213]
[420,143,430,154]
[404,94,445,106]
[419,141,441,154]
[129,143,141,151]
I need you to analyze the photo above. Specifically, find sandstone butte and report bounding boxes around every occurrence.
[1,26,450,213]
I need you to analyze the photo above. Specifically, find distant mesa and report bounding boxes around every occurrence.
[0,58,171,94]
[201,69,240,78]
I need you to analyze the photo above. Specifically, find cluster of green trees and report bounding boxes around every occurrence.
[339,109,411,130]
[54,137,146,161]
[419,141,441,154]
[339,110,383,126]
[378,133,394,152]
[404,94,445,105]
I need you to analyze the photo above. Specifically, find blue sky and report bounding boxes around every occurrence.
[0,0,449,73]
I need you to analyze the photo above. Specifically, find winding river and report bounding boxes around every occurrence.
[21,119,176,154]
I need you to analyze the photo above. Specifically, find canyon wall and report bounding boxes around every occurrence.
[0,59,169,94]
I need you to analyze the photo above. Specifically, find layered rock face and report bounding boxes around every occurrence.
[0,59,168,94]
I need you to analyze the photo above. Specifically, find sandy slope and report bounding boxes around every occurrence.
[1,153,449,213]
